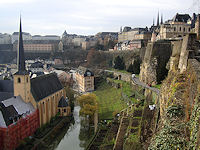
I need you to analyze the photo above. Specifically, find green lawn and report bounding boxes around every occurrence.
[152,84,162,89]
[109,68,131,74]
[94,82,127,120]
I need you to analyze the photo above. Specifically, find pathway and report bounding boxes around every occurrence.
[132,77,160,94]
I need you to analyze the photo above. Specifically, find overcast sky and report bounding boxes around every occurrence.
[0,0,196,36]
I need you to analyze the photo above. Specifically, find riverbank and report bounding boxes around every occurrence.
[16,115,73,150]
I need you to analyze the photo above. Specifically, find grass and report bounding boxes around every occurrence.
[94,82,127,120]
[152,84,162,89]
[109,79,140,103]
[109,68,131,74]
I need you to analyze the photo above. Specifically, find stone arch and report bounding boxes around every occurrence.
[118,75,121,80]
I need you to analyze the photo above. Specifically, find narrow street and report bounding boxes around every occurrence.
[132,77,160,94]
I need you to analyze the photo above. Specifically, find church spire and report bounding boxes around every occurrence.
[157,11,160,26]
[153,18,155,26]
[16,16,27,74]
[161,14,163,24]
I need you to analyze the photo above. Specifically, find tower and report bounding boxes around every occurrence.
[13,17,31,103]
[153,18,155,26]
[157,11,160,27]
[120,26,122,33]
[161,14,163,24]
[195,14,200,40]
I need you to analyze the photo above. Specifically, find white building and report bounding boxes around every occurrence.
[0,33,12,44]
[11,32,32,43]
[73,37,86,47]
[32,35,60,40]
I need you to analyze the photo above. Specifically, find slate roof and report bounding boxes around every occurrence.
[0,80,13,93]
[77,66,94,77]
[0,92,14,102]
[172,13,191,23]
[0,96,35,127]
[30,61,43,68]
[2,96,35,115]
[0,111,6,127]
[13,40,60,45]
[58,96,69,107]
[31,73,63,102]
[12,32,31,36]
[15,18,28,75]
[0,103,18,126]
[123,27,132,32]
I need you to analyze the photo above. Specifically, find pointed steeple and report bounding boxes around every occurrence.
[153,18,155,26]
[157,11,160,27]
[161,14,163,24]
[16,16,27,74]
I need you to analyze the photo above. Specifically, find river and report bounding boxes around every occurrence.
[52,106,93,150]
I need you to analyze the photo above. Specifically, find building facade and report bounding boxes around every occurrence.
[11,32,32,43]
[0,33,12,44]
[32,35,60,40]
[13,40,61,53]
[76,66,94,92]
[158,13,192,39]
[0,19,70,150]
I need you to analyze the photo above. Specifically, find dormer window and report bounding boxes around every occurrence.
[18,78,21,83]
[87,72,91,76]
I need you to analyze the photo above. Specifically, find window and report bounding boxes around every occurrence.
[179,27,181,31]
[43,102,45,113]
[189,28,191,32]
[26,77,28,83]
[64,109,66,112]
[174,27,176,32]
[87,72,91,76]
[58,109,60,113]
[183,27,186,32]
[18,77,21,83]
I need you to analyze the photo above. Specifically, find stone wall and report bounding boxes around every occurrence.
[139,40,172,85]
[113,71,132,82]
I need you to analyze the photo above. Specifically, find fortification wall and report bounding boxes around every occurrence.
[139,41,172,85]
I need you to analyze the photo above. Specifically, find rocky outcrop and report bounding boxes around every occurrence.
[148,34,200,149]
[139,41,172,85]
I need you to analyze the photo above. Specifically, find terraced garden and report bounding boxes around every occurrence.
[94,82,127,120]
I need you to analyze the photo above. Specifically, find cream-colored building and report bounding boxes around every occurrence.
[13,40,61,53]
[118,27,149,42]
[158,13,192,39]
[76,66,94,92]
[159,23,191,39]
[81,40,97,50]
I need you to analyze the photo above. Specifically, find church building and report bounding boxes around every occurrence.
[0,18,70,150]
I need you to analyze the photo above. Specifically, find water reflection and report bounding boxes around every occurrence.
[53,106,93,150]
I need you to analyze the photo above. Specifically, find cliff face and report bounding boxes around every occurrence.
[139,41,172,85]
[148,34,200,149]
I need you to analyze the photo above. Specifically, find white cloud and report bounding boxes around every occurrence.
[0,0,194,35]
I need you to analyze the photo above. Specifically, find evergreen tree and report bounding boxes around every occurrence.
[127,63,134,73]
[127,59,141,74]
[132,59,141,74]
[114,56,125,70]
